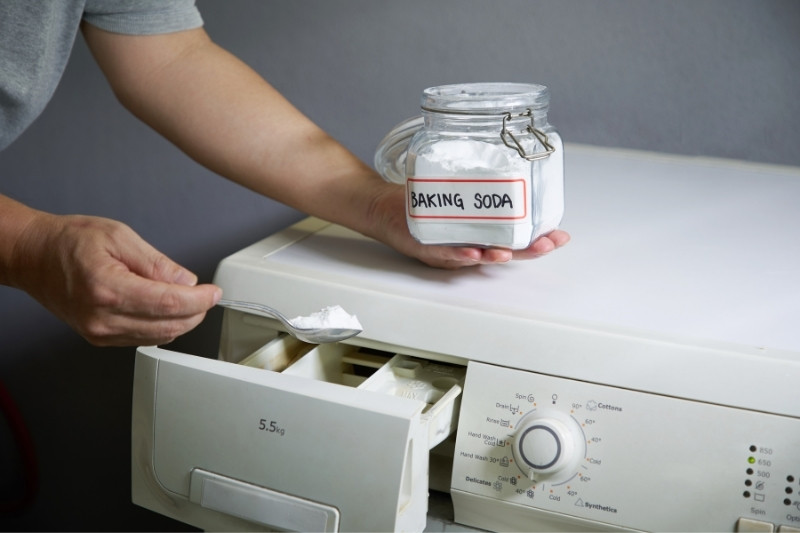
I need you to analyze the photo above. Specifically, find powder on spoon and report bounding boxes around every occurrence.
[289,305,362,330]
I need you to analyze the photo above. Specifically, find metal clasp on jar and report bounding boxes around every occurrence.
[501,109,555,161]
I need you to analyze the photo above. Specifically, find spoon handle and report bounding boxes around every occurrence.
[217,298,291,327]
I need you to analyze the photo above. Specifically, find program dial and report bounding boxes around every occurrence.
[512,408,586,482]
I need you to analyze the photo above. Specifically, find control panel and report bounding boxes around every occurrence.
[451,362,800,532]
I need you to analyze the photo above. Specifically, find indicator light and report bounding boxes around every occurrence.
[748,457,756,464]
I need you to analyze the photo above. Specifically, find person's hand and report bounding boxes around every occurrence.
[366,183,570,269]
[7,212,221,346]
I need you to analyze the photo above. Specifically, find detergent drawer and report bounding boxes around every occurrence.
[131,338,465,532]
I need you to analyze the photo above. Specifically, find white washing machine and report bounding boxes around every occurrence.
[132,145,800,532]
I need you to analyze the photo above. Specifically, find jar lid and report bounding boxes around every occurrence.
[421,82,550,115]
[374,115,423,184]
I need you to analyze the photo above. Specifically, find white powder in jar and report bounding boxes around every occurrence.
[408,134,564,249]
[289,305,362,330]
[417,139,526,175]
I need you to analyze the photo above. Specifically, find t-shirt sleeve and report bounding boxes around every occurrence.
[82,0,203,35]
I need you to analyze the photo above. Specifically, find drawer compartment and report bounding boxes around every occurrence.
[132,341,465,532]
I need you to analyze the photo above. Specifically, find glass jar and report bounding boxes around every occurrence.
[375,82,564,249]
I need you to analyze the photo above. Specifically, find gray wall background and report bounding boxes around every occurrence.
[1,1,797,529]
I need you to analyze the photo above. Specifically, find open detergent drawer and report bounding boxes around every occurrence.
[131,336,466,532]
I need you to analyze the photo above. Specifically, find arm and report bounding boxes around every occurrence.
[80,25,568,268]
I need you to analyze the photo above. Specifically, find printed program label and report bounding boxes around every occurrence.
[407,177,529,221]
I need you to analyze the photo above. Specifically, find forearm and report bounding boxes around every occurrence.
[81,25,386,238]
[80,24,569,270]
[0,194,47,288]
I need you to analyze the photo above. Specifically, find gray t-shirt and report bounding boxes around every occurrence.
[0,0,203,151]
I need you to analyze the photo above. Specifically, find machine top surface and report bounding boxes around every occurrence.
[214,145,800,415]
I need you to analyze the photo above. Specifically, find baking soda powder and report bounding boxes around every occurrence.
[289,306,362,330]
[409,135,563,248]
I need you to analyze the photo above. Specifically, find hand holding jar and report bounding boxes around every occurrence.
[361,180,570,269]
[375,83,566,252]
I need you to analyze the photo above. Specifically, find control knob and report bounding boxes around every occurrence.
[512,408,585,483]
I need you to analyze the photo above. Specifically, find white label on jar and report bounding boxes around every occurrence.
[407,177,529,222]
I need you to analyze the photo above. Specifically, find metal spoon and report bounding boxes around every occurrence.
[217,298,362,344]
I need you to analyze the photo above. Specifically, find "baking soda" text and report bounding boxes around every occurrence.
[410,192,515,211]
